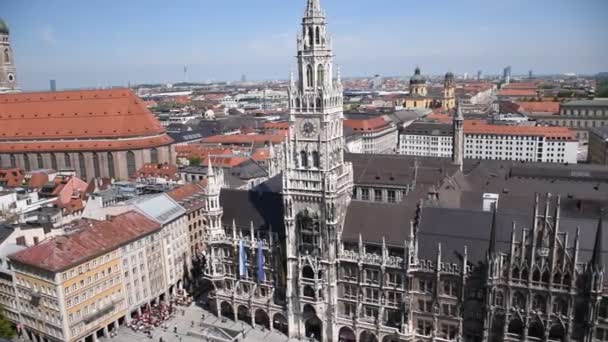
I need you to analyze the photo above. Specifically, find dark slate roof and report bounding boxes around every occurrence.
[342,200,417,246]
[0,223,15,246]
[253,173,283,193]
[403,122,453,136]
[561,99,608,108]
[219,188,285,238]
[346,153,458,188]
[228,159,268,180]
[591,126,608,140]
[417,206,608,266]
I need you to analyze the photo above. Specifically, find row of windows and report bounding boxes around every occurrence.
[62,252,116,282]
[64,265,117,295]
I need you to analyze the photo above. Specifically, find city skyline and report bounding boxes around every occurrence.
[3,0,608,90]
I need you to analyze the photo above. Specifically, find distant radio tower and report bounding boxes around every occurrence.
[184,65,188,83]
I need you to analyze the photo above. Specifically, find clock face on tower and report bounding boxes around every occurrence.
[299,119,318,138]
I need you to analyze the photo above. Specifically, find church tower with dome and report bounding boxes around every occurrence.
[409,66,427,96]
[0,19,18,90]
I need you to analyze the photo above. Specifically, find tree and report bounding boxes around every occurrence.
[0,307,15,338]
[188,156,201,166]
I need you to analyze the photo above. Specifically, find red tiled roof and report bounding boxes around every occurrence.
[175,146,233,159]
[202,155,249,168]
[8,211,161,272]
[464,120,576,140]
[503,82,538,90]
[166,182,205,202]
[426,113,453,124]
[202,134,284,146]
[262,121,289,130]
[0,89,173,152]
[136,163,179,179]
[516,101,560,114]
[27,172,50,189]
[0,168,24,187]
[498,89,537,97]
[344,117,390,132]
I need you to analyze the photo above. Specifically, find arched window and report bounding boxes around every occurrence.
[308,27,314,47]
[521,268,529,280]
[508,318,524,336]
[312,151,320,168]
[302,266,314,279]
[127,151,136,176]
[512,292,526,309]
[300,151,308,168]
[494,291,504,306]
[50,153,57,171]
[528,320,544,339]
[512,267,520,279]
[3,49,8,64]
[553,298,568,316]
[315,27,320,45]
[303,285,315,298]
[295,98,301,110]
[92,153,100,178]
[78,153,87,181]
[532,295,545,312]
[23,154,30,170]
[64,153,72,168]
[316,97,322,109]
[36,153,43,169]
[542,269,550,283]
[553,271,561,284]
[150,148,159,164]
[306,65,313,88]
[317,64,324,87]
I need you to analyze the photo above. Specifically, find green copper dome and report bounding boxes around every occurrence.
[0,19,8,35]
[410,67,425,84]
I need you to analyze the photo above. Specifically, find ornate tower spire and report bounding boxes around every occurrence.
[452,103,464,170]
[591,209,605,270]
[305,0,323,17]
[488,203,498,258]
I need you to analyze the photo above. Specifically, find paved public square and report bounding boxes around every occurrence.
[101,302,304,342]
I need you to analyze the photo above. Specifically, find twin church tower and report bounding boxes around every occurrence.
[0,19,17,90]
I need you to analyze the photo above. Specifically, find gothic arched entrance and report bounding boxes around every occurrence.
[361,330,379,342]
[507,317,524,336]
[273,313,288,335]
[237,305,252,324]
[220,301,234,320]
[255,309,270,329]
[305,316,323,341]
[338,326,356,342]
[549,323,565,341]
[528,320,544,339]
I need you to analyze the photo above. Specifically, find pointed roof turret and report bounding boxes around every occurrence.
[488,203,498,257]
[455,102,464,121]
[207,157,214,176]
[305,0,322,16]
[590,209,605,270]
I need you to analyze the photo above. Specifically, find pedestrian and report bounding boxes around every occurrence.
[174,326,177,334]
[191,321,194,327]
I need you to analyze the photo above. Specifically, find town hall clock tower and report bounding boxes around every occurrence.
[282,0,354,341]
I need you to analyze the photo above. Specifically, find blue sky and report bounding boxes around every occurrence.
[3,0,608,90]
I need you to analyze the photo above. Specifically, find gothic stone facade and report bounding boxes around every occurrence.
[201,2,608,342]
